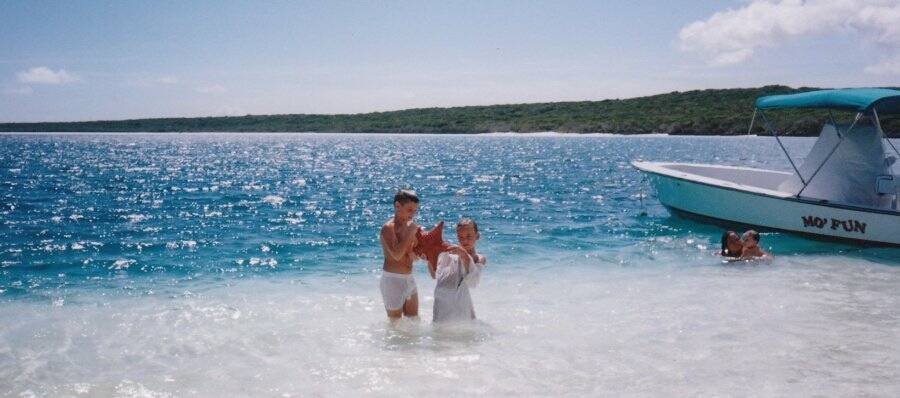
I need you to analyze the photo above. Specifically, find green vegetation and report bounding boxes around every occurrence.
[2,85,898,136]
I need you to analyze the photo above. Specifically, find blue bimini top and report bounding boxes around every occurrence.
[755,88,900,114]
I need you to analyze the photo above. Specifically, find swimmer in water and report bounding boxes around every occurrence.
[739,230,770,260]
[720,230,743,258]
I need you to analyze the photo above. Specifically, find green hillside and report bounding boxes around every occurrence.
[2,85,897,136]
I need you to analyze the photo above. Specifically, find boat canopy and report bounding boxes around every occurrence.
[754,89,900,208]
[755,88,900,114]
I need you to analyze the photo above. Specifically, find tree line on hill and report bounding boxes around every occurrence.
[2,85,897,136]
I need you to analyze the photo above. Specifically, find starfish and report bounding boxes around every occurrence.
[414,221,451,274]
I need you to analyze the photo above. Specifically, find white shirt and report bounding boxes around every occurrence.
[432,251,485,323]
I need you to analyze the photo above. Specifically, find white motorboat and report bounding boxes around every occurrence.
[634,88,900,246]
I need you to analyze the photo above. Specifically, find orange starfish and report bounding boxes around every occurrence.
[414,221,451,276]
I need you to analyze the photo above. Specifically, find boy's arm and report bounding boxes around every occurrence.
[463,254,486,288]
[379,224,417,262]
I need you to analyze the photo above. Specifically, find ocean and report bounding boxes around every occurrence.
[1,133,898,396]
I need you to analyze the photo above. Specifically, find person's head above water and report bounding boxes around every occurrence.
[456,218,480,250]
[721,230,742,257]
[394,189,418,205]
[742,230,760,248]
[393,189,419,222]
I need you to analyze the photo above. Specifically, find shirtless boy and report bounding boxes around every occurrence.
[379,189,423,320]
[740,230,769,260]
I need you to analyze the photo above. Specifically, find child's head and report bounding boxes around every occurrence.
[456,218,480,250]
[721,230,742,256]
[742,230,760,248]
[393,189,419,222]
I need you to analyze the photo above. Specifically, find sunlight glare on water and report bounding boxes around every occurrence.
[1,133,898,396]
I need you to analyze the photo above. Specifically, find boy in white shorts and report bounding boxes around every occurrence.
[379,190,422,320]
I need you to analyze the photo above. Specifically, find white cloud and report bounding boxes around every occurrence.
[679,0,900,71]
[3,86,33,95]
[156,76,179,85]
[854,4,900,45]
[711,49,755,67]
[16,66,80,84]
[865,54,900,75]
[195,84,226,94]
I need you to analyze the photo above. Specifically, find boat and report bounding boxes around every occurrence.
[633,88,900,246]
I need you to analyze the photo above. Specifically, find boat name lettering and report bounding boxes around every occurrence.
[801,216,866,234]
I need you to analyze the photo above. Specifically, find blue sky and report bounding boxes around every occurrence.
[2,0,899,122]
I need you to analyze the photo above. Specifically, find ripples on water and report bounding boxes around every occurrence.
[0,134,767,296]
[1,133,898,396]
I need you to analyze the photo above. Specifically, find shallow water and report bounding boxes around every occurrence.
[1,133,899,396]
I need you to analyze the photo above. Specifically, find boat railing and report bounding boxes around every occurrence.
[755,109,807,186]
[753,104,900,207]
[873,109,900,163]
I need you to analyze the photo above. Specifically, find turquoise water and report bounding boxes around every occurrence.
[2,133,899,396]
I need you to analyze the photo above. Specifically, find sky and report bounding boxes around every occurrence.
[1,0,899,122]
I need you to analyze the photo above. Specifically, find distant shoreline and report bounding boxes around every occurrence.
[0,131,675,136]
[3,85,896,136]
[0,131,820,138]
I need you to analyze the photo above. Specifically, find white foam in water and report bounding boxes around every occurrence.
[109,259,135,270]
[285,217,304,225]
[2,255,899,396]
[263,195,285,206]
[124,214,150,223]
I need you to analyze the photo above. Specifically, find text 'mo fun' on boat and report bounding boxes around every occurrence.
[634,88,900,246]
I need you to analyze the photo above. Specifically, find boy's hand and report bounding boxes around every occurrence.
[448,245,471,271]
[450,246,466,257]
[404,223,420,239]
[406,223,422,235]
[403,223,418,237]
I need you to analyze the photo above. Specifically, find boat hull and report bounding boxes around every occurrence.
[639,164,900,246]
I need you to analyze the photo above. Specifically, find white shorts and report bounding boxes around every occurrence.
[380,271,417,311]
